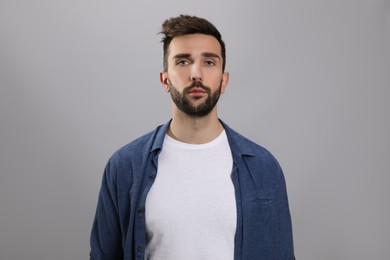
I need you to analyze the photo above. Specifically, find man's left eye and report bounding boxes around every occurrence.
[205,60,215,66]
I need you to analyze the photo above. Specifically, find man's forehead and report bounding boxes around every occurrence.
[168,34,222,58]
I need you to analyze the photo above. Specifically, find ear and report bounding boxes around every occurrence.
[220,72,230,94]
[160,71,170,92]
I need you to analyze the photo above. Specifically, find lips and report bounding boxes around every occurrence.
[188,87,206,94]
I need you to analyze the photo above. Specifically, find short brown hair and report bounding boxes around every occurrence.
[160,14,226,72]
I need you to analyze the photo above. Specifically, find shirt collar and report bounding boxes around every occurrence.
[150,119,257,157]
[220,119,256,157]
[150,119,171,153]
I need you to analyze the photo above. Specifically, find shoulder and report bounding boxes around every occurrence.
[104,122,167,174]
[223,123,287,196]
[223,121,283,175]
[223,121,277,160]
[110,129,156,163]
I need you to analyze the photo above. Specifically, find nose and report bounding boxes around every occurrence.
[191,75,202,82]
[190,64,202,82]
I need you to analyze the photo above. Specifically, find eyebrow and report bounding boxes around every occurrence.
[201,52,221,60]
[172,52,221,60]
[172,53,191,60]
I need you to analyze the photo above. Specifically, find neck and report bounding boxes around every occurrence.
[168,108,223,144]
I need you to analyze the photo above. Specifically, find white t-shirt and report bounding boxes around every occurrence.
[145,130,236,260]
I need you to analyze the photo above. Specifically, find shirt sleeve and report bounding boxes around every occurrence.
[90,160,124,260]
[274,160,295,259]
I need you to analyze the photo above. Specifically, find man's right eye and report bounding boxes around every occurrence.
[177,60,190,65]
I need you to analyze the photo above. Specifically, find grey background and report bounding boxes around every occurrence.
[1,0,389,259]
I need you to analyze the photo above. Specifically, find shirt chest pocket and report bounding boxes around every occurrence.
[241,198,280,258]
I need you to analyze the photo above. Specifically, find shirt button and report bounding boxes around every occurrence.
[138,208,145,213]
[137,246,143,252]
[149,172,156,178]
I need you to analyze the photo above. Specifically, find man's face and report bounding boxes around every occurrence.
[161,34,229,118]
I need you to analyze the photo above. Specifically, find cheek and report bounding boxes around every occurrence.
[169,70,190,84]
[208,73,224,86]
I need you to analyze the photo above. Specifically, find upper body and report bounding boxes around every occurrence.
[90,120,294,260]
[90,14,294,259]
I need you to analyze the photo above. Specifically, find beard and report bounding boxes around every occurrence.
[169,80,222,118]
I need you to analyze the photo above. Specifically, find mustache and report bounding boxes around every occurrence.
[184,81,211,93]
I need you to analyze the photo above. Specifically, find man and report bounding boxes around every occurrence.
[90,14,294,260]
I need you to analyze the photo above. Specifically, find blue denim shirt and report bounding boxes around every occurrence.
[90,120,294,259]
